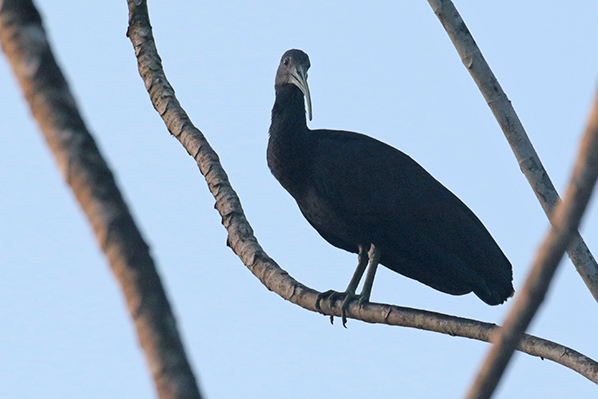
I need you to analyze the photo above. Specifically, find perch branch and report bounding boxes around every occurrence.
[0,1,203,398]
[427,0,598,302]
[125,0,598,385]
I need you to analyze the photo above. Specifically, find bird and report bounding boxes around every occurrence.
[267,49,514,325]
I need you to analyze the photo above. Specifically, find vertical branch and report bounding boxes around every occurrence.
[465,89,598,398]
[427,0,598,301]
[0,1,203,398]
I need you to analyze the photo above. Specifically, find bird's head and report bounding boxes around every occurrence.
[275,49,313,121]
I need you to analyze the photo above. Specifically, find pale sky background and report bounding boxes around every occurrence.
[2,1,598,398]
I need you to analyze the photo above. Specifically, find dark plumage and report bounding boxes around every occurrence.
[267,49,514,323]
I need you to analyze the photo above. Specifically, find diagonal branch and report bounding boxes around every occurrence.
[465,88,598,399]
[125,0,598,385]
[0,1,203,398]
[427,0,598,302]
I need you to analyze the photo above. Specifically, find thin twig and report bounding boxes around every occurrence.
[0,1,203,398]
[125,0,598,385]
[427,0,598,302]
[465,87,598,399]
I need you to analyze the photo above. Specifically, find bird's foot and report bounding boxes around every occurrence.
[315,290,346,313]
[340,292,370,327]
[315,290,369,327]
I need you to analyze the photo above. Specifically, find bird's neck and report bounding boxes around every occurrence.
[270,84,308,138]
[268,84,312,197]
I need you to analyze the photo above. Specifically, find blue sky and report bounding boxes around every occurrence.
[1,1,598,398]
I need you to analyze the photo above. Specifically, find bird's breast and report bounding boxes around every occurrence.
[267,134,314,199]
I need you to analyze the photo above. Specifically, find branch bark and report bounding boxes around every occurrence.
[465,88,598,399]
[125,0,598,386]
[427,0,598,302]
[0,1,203,398]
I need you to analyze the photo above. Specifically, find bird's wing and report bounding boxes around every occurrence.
[309,129,505,261]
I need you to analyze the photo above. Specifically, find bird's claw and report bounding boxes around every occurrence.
[315,290,346,312]
[340,292,367,327]
[315,290,369,327]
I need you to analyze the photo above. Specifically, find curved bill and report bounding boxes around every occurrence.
[290,66,313,121]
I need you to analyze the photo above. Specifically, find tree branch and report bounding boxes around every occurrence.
[465,87,598,399]
[0,1,203,398]
[427,0,598,302]
[125,0,598,385]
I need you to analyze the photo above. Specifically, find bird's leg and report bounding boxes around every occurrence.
[358,244,381,305]
[341,244,380,327]
[339,244,374,327]
[315,245,369,315]
[344,244,370,295]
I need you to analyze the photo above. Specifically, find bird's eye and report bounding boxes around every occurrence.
[283,57,290,66]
